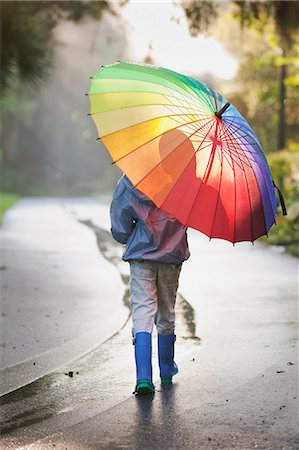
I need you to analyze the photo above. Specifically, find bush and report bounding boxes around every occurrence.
[0,192,19,224]
[263,149,299,257]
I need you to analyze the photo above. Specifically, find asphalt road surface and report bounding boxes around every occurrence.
[0,198,298,449]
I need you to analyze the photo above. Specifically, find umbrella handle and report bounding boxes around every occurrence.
[272,180,287,216]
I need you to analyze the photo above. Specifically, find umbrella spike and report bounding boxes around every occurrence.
[96,137,100,140]
[215,102,230,119]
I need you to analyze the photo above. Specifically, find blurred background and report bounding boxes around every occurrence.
[1,0,298,255]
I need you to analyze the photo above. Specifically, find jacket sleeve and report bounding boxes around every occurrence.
[110,178,135,244]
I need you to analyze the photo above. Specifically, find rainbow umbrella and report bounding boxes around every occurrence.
[88,61,286,243]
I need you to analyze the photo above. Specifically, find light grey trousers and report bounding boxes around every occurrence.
[130,260,182,337]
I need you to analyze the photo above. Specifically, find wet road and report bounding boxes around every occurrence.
[0,198,298,449]
[0,199,126,395]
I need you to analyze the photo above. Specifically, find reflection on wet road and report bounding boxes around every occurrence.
[81,219,201,341]
[0,206,298,450]
[0,219,200,447]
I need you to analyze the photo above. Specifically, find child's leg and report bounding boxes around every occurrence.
[130,261,158,336]
[155,263,181,335]
[130,261,158,394]
[156,263,181,383]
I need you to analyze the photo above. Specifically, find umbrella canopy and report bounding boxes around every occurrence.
[88,61,279,243]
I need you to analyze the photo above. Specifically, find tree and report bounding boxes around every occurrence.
[0,1,109,167]
[0,1,109,89]
[233,1,299,149]
[181,0,299,150]
[183,0,217,35]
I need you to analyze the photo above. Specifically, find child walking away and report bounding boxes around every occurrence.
[110,175,190,394]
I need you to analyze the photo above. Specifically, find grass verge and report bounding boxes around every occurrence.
[0,193,19,224]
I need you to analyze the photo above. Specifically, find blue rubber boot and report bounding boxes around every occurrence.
[158,334,178,384]
[134,332,155,395]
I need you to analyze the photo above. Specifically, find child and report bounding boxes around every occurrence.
[110,175,190,394]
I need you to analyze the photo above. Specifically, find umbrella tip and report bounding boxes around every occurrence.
[96,137,100,140]
[215,102,230,119]
[87,113,91,116]
[89,76,93,79]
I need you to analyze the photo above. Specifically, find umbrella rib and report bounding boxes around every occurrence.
[221,118,261,154]
[97,72,214,112]
[214,119,275,231]
[218,124,254,169]
[226,123,274,234]
[221,119,268,240]
[182,120,218,227]
[220,135,252,172]
[96,76,200,103]
[227,119,269,240]
[220,122,251,242]
[91,92,211,115]
[97,62,221,120]
[132,117,216,192]
[165,102,211,117]
[161,71,217,112]
[112,116,211,165]
[89,88,198,104]
[230,137,237,244]
[159,66,216,108]
[99,112,212,143]
[209,139,225,239]
[165,88,214,112]
[219,120,259,167]
[222,120,275,225]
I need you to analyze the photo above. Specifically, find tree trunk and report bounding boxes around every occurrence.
[278,55,286,150]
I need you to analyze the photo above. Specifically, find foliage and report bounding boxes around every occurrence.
[233,1,299,49]
[182,0,217,36]
[228,40,299,153]
[261,149,299,257]
[0,192,19,224]
[0,1,109,90]
[181,0,299,150]
[0,1,111,178]
[181,1,299,255]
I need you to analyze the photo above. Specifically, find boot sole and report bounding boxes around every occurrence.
[161,377,173,385]
[135,381,155,395]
